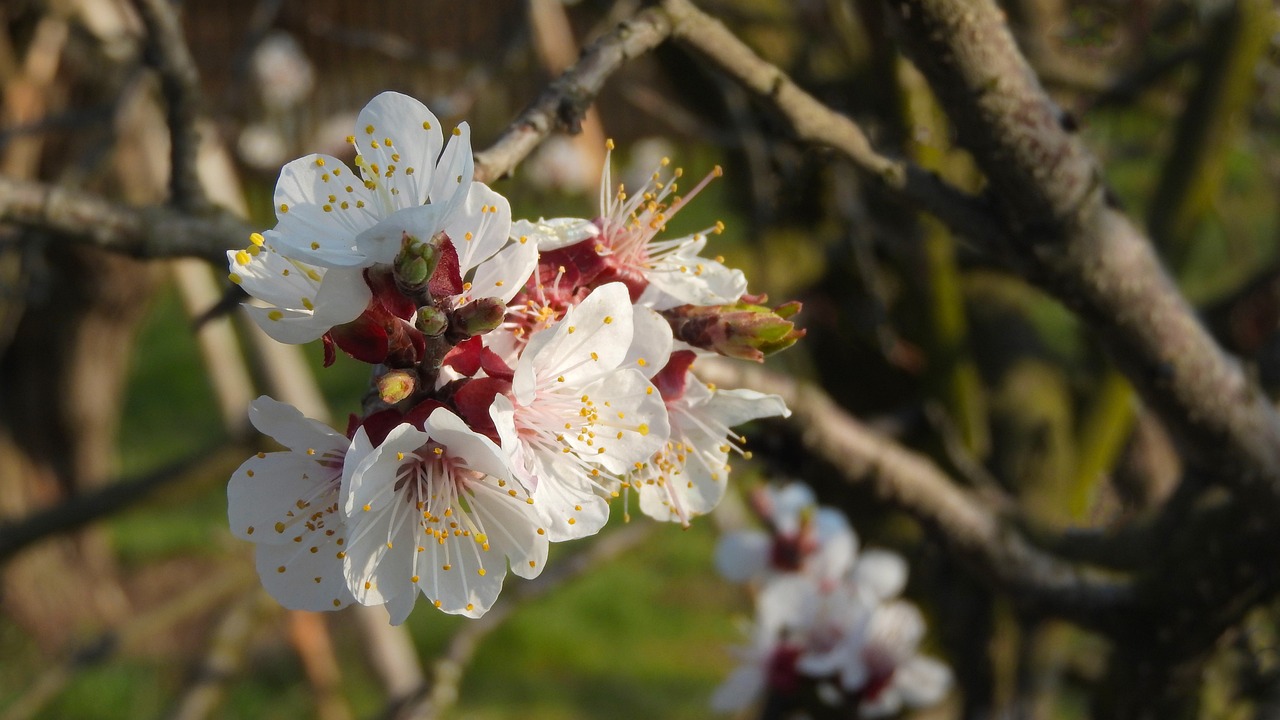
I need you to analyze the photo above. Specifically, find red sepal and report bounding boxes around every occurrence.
[452,377,512,443]
[651,350,697,401]
[322,333,337,368]
[428,237,463,298]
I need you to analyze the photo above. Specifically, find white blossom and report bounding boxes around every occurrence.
[340,408,549,623]
[228,397,356,611]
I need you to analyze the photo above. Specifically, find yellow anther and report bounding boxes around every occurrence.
[279,203,289,213]
[315,157,325,167]
[267,310,283,321]
[365,124,375,134]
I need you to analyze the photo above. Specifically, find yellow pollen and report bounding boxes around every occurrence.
[346,135,355,143]
[363,503,371,512]
[228,273,242,284]
[411,575,419,583]
[568,518,577,525]
[605,138,615,150]
[332,599,341,607]
[311,241,320,250]
[713,165,724,177]
[603,316,613,324]
[637,358,648,366]
[537,528,545,535]
[267,310,283,321]
[442,564,452,571]
[638,423,650,436]
[365,124,375,134]
[477,568,486,576]
[528,560,537,568]
[466,603,474,611]
[246,526,255,534]
[235,250,251,265]
[591,352,599,361]
[452,127,462,136]
[277,566,286,573]
[433,447,444,455]
[567,326,576,334]
[322,204,332,212]
[314,157,325,167]
[249,232,265,246]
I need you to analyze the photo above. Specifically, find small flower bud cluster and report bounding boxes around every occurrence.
[226,92,799,623]
[714,483,952,717]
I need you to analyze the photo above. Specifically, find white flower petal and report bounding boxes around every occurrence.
[247,396,349,454]
[468,235,538,303]
[626,306,674,379]
[895,655,952,708]
[446,182,512,276]
[229,452,338,545]
[528,283,635,392]
[354,90,443,207]
[353,201,452,266]
[344,424,431,516]
[255,530,355,612]
[424,408,513,480]
[428,122,474,208]
[511,217,598,250]
[714,530,770,583]
[852,548,908,602]
[272,153,381,266]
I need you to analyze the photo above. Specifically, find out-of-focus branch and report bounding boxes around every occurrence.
[131,0,205,210]
[694,360,1132,631]
[888,0,1280,510]
[0,565,255,720]
[386,523,655,720]
[0,439,247,564]
[169,593,272,720]
[0,175,250,263]
[472,6,672,184]
[659,0,1009,256]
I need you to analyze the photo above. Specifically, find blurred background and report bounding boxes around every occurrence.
[2,0,1280,717]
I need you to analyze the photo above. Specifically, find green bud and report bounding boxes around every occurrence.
[416,306,448,336]
[662,300,806,362]
[394,233,441,295]
[450,297,507,338]
[377,369,417,404]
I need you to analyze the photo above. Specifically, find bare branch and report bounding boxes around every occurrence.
[659,0,1009,254]
[887,0,1280,508]
[131,0,205,210]
[0,439,246,564]
[0,175,250,263]
[694,359,1132,630]
[472,7,672,185]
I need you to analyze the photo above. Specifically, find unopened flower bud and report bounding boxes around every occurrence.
[377,369,417,404]
[663,301,806,362]
[394,234,441,296]
[415,306,448,336]
[449,297,507,338]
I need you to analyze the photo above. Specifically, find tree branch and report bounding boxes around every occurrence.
[131,0,205,210]
[0,439,246,564]
[659,0,1010,256]
[0,175,250,263]
[694,359,1132,631]
[472,6,674,184]
[887,0,1280,509]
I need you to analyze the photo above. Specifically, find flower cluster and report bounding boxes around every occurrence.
[714,483,952,717]
[226,92,801,624]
